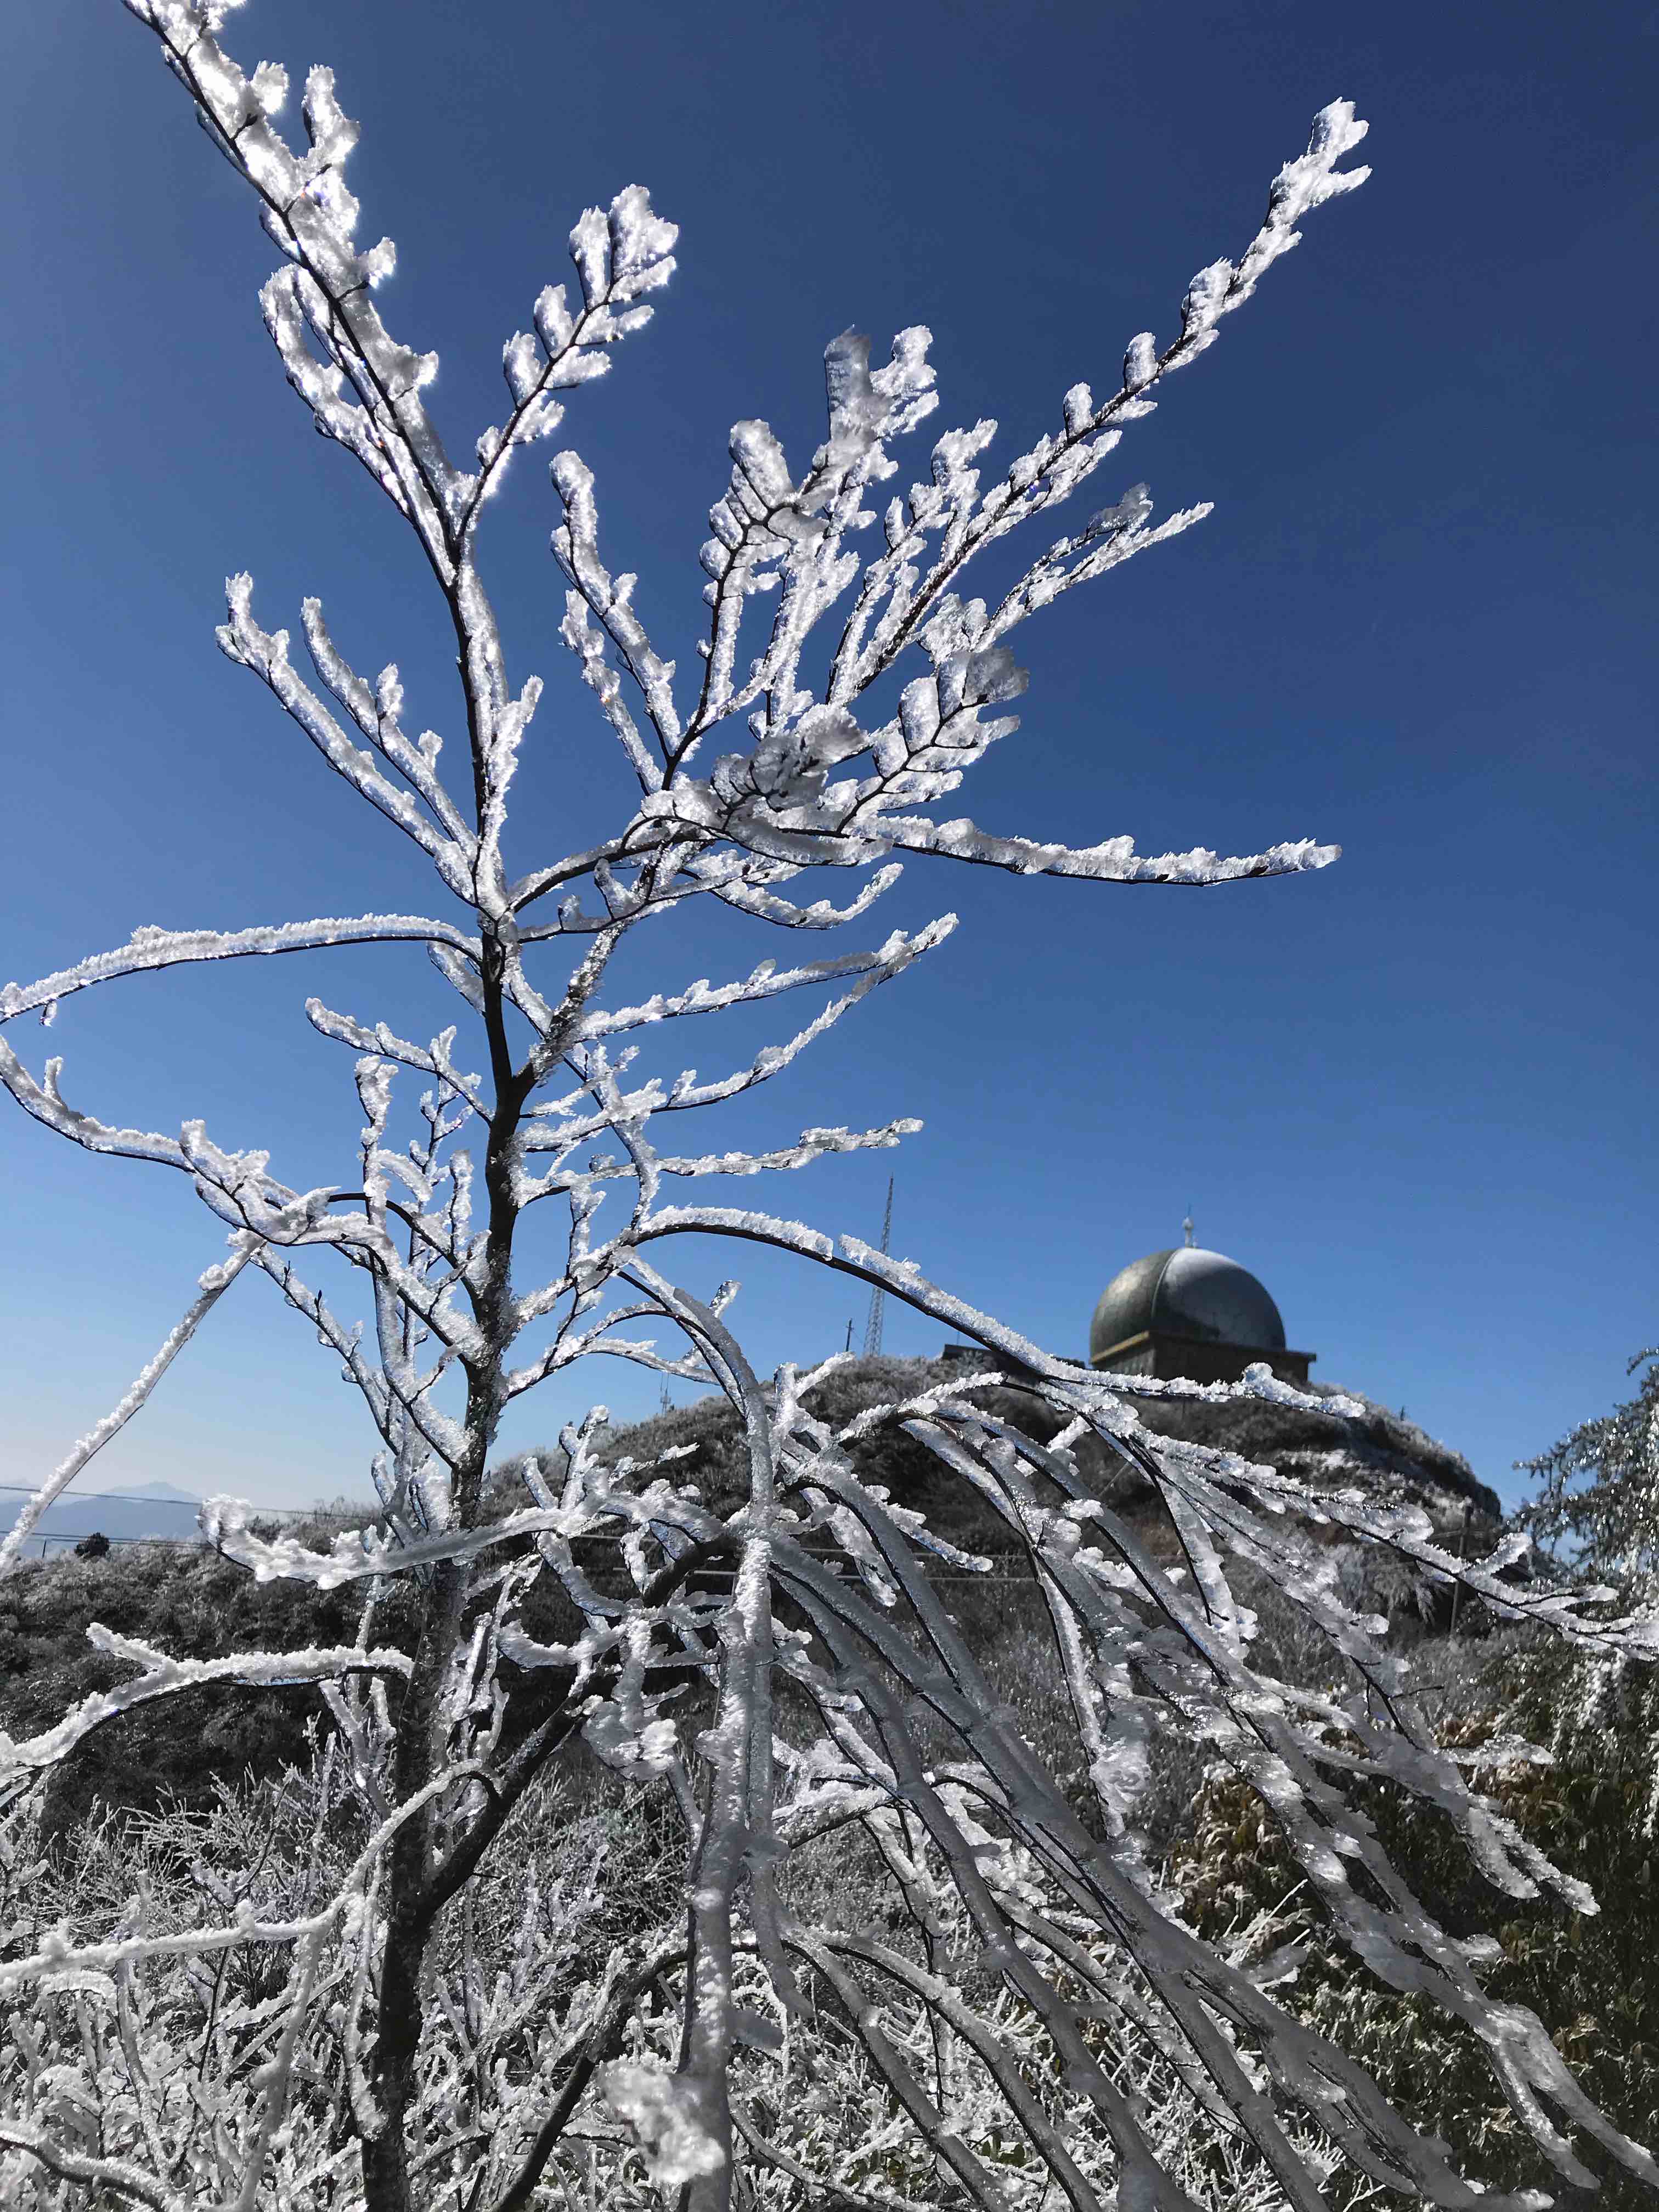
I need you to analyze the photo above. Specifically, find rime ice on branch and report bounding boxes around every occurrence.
[3,7,1656,2210]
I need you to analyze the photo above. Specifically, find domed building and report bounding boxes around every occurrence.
[1088,1228,1314,1388]
[937,1221,1504,1541]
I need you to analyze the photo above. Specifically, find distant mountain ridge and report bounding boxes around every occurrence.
[1,1480,207,1553]
[95,1481,206,1505]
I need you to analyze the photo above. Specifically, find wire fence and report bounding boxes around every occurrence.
[0,1481,317,1562]
[19,1532,210,1561]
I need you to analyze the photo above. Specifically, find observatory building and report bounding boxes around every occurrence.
[1088,1230,1314,1388]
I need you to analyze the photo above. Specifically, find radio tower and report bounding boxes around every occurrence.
[862,1177,895,1359]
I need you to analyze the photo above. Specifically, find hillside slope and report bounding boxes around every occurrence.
[2,1357,1502,1846]
[1128,1378,1502,1527]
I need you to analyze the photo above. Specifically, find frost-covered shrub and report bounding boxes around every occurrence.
[1519,1348,1659,1602]
[3,6,1658,2209]
[1172,1625,1659,2208]
[0,1737,695,2210]
[1,1747,1336,2212]
[0,1543,424,1859]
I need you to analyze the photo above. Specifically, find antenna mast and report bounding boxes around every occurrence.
[862,1177,895,1359]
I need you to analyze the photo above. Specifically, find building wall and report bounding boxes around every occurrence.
[1091,1332,1312,1389]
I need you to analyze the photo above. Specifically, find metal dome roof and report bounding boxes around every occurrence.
[1088,1246,1287,1364]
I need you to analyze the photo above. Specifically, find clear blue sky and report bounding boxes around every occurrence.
[3,0,1653,1516]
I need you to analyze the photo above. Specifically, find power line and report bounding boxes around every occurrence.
[0,1481,331,1514]
[0,1481,211,1509]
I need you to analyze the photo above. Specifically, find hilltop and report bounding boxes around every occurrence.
[2,1356,1504,1849]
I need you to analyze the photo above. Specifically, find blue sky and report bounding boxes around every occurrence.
[2,0,1653,1517]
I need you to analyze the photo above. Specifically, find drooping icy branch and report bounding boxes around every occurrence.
[764,1446,1658,2207]
[769,1542,1395,2209]
[0,1627,415,1783]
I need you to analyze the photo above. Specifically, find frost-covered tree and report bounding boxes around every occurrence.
[3,5,1658,2209]
[1504,1349,1659,1847]
[1519,1351,1659,1603]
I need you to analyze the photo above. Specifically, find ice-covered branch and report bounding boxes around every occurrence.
[599,1119,923,1184]
[551,449,680,779]
[472,185,678,522]
[878,820,1341,884]
[771,1485,1617,2207]
[0,1236,260,1581]
[689,328,939,739]
[123,5,465,558]
[984,486,1212,637]
[0,2124,178,2212]
[297,600,476,847]
[704,857,905,928]
[0,1629,414,1783]
[0,912,479,1028]
[829,102,1372,707]
[304,998,486,1115]
[218,575,478,891]
[571,927,950,1045]
[198,1474,713,1593]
